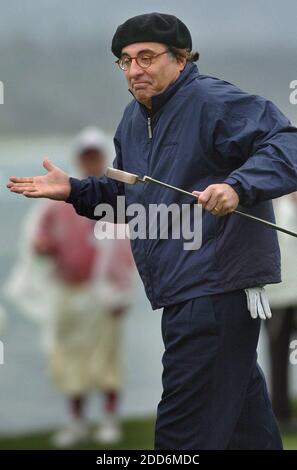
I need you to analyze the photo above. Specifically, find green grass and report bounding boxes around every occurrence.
[0,417,155,450]
[0,416,296,450]
[283,434,297,450]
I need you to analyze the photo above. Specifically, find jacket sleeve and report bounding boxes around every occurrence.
[66,125,125,221]
[211,94,297,206]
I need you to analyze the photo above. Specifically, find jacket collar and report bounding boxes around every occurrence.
[129,62,199,116]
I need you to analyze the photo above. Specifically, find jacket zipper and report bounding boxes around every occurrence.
[147,117,152,139]
[145,115,156,306]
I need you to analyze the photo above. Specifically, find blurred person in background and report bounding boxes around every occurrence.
[266,193,297,430]
[5,127,135,447]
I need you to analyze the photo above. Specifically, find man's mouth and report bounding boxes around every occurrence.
[133,82,150,90]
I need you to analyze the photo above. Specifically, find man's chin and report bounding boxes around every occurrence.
[134,89,149,98]
[134,91,151,104]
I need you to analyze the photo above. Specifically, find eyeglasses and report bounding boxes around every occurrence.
[116,50,169,71]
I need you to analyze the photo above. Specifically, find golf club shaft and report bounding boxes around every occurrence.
[143,176,297,239]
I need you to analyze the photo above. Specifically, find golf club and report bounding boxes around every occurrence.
[105,167,297,239]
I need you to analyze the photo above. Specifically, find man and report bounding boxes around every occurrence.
[7,13,297,449]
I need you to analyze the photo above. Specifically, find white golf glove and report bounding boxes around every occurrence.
[244,286,272,320]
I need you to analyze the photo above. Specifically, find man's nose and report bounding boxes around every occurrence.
[128,58,145,77]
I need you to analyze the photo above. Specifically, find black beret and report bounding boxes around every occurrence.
[111,12,192,58]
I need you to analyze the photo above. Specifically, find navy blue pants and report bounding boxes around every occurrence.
[155,290,283,450]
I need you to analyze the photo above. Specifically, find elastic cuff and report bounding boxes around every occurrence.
[224,178,244,204]
[66,177,82,203]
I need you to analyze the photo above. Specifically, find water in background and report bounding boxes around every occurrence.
[0,136,296,435]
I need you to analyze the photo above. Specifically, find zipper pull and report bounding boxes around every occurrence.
[147,117,152,139]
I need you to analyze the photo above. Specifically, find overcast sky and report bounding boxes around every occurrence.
[0,0,296,48]
[0,1,296,134]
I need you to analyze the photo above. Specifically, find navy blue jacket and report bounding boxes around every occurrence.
[67,62,297,309]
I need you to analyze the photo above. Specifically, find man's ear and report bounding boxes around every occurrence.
[175,51,187,71]
[178,57,187,72]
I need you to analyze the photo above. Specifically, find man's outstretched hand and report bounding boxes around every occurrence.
[7,159,71,201]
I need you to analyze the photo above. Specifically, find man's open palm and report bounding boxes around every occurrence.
[7,159,71,201]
